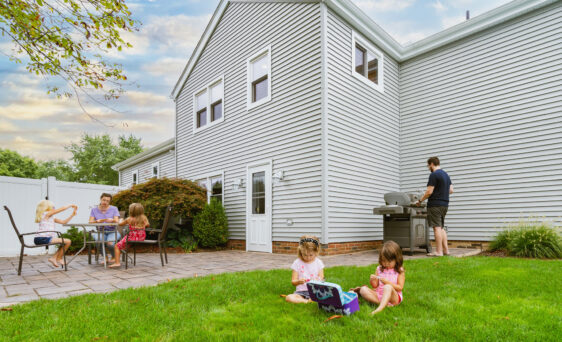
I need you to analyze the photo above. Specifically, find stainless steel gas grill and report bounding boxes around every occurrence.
[373,192,432,255]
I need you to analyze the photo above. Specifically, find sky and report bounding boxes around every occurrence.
[0,0,512,161]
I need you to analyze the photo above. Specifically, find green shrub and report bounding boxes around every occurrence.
[491,220,562,259]
[167,224,198,252]
[193,198,228,248]
[112,178,207,246]
[508,226,562,259]
[61,226,92,253]
[490,229,517,251]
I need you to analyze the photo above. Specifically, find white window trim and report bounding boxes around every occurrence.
[151,162,160,179]
[193,76,225,134]
[351,31,384,93]
[194,171,224,204]
[132,170,139,185]
[247,45,272,110]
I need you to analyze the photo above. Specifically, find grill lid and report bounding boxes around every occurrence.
[384,192,411,206]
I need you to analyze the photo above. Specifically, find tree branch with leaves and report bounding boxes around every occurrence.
[0,0,139,101]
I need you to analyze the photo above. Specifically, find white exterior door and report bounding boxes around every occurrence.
[246,161,272,252]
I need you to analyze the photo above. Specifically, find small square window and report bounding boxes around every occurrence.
[352,32,384,92]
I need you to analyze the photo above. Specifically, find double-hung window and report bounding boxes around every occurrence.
[151,162,159,179]
[351,32,384,92]
[193,77,224,132]
[247,46,271,109]
[195,173,224,204]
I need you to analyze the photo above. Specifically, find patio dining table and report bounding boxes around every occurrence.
[63,222,121,269]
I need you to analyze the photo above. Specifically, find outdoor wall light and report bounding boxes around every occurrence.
[286,219,294,226]
[272,170,285,183]
[232,178,245,191]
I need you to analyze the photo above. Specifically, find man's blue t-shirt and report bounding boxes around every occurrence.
[427,169,452,207]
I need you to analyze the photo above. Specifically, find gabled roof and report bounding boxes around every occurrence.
[171,0,556,100]
[111,138,175,171]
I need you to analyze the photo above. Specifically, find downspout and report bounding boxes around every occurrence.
[320,0,329,245]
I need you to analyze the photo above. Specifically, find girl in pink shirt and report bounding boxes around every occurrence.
[286,235,324,304]
[352,240,405,314]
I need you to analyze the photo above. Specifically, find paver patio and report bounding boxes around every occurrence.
[0,248,480,307]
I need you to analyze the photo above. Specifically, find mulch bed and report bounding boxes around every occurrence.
[479,250,509,257]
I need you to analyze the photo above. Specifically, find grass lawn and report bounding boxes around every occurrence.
[0,256,560,341]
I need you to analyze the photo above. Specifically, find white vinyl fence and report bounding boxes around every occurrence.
[0,176,126,257]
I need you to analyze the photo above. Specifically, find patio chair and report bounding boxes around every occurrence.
[123,206,172,269]
[3,206,67,276]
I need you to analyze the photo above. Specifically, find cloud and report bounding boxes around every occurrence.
[430,0,447,12]
[141,57,186,77]
[441,15,465,29]
[0,119,17,132]
[355,0,415,12]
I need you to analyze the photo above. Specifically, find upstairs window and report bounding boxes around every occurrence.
[247,46,271,109]
[193,76,224,132]
[352,32,384,92]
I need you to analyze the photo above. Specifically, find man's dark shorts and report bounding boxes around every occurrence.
[428,206,448,228]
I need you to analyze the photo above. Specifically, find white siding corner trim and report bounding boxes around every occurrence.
[246,45,272,110]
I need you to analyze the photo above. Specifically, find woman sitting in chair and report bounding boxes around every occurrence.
[89,193,120,264]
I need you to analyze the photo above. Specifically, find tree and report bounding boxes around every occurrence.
[36,159,74,180]
[0,0,138,100]
[66,133,142,184]
[0,148,38,178]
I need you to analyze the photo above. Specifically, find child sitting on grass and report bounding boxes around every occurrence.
[351,240,405,314]
[285,235,324,304]
[109,203,149,268]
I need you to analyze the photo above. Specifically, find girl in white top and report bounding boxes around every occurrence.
[286,235,325,304]
[35,200,77,268]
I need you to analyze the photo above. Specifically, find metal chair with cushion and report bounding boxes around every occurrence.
[3,206,67,275]
[123,206,172,269]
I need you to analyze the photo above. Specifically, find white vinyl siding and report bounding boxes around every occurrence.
[120,150,175,187]
[176,2,323,242]
[399,2,562,240]
[324,9,400,243]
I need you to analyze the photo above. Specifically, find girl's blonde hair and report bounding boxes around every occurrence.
[297,235,320,260]
[128,203,148,227]
[379,240,404,273]
[35,200,54,223]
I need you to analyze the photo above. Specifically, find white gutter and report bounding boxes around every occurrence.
[111,138,175,171]
[170,0,556,99]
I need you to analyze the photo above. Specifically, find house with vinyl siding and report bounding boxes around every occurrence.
[116,0,562,254]
[112,138,175,187]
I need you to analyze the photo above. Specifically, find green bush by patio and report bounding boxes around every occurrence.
[0,257,560,341]
[193,198,228,248]
[491,220,562,258]
[112,177,207,245]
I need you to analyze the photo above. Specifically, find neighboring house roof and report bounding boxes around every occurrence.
[171,0,556,100]
[111,138,175,171]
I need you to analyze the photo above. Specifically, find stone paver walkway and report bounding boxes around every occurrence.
[0,248,480,307]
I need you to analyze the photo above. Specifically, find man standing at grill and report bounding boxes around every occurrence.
[416,157,453,256]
